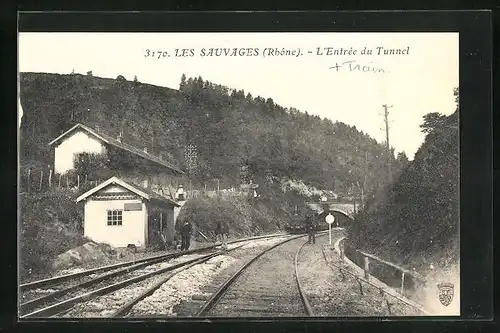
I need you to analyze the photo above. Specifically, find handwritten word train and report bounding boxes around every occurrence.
[329,60,386,74]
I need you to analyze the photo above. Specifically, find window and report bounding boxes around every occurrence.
[107,210,123,226]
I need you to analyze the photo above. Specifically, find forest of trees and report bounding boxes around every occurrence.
[19,72,407,198]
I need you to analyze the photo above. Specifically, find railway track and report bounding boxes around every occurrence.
[18,233,288,319]
[20,232,287,293]
[110,235,302,317]
[37,228,426,319]
[194,234,325,317]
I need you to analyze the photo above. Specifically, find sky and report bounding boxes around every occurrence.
[18,32,459,159]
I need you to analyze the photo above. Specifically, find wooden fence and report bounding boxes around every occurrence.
[324,244,429,315]
[343,239,427,299]
[19,168,247,199]
[19,168,106,194]
[189,189,249,199]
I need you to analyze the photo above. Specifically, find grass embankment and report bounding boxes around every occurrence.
[347,111,459,274]
[344,109,460,314]
[175,195,287,242]
[19,190,85,281]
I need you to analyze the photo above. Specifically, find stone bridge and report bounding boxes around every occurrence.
[306,201,360,220]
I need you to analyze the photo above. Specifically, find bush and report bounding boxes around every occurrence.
[175,195,283,240]
[73,152,111,181]
[19,190,85,279]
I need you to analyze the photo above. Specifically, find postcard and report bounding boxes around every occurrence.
[18,31,460,319]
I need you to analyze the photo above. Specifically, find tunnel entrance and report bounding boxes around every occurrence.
[317,210,353,228]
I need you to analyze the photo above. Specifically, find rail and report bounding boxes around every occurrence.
[111,243,246,317]
[294,240,315,316]
[20,232,288,292]
[20,234,290,319]
[195,234,307,316]
[20,248,235,319]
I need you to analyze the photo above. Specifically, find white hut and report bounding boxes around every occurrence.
[76,176,180,248]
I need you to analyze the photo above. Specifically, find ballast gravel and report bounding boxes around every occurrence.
[20,288,59,303]
[53,237,292,318]
[239,237,289,249]
[128,237,292,317]
[58,253,213,318]
[207,236,307,317]
[127,255,238,316]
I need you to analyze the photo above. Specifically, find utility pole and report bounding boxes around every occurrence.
[382,104,393,184]
[185,144,197,174]
[363,151,368,208]
[185,143,199,193]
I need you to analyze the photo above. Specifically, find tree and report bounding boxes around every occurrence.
[396,151,409,167]
[87,71,93,76]
[180,73,187,91]
[420,112,447,134]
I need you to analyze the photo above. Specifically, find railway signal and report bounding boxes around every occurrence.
[325,213,335,246]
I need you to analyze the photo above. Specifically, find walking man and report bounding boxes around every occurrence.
[180,220,192,251]
[305,213,316,244]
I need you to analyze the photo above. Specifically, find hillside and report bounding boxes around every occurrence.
[19,190,85,278]
[348,88,459,276]
[19,72,411,278]
[19,73,187,171]
[19,72,406,196]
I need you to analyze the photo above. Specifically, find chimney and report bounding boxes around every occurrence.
[95,125,100,133]
[143,147,148,154]
[159,153,163,160]
[117,134,122,143]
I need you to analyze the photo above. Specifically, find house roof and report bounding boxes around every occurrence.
[76,176,180,207]
[49,123,184,175]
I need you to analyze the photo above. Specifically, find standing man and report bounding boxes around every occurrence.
[221,222,229,250]
[305,212,316,244]
[180,220,192,251]
[215,221,229,250]
[176,184,185,201]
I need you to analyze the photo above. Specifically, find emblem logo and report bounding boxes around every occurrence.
[437,282,454,306]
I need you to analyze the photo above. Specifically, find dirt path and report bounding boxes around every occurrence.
[309,233,420,316]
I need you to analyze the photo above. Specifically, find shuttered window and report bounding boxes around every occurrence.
[107,210,123,226]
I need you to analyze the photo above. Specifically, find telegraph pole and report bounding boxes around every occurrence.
[382,104,393,184]
[185,143,197,193]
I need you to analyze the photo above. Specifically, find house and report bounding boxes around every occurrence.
[48,123,185,192]
[76,176,180,248]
